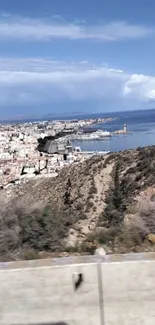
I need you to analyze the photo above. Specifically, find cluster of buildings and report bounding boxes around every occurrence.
[0,117,111,189]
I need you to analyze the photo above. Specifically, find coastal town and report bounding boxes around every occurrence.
[0,116,127,190]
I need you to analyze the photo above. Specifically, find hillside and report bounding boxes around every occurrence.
[1,145,155,261]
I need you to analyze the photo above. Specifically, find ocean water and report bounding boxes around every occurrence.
[71,109,155,152]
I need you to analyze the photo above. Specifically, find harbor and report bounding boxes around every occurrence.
[57,123,130,142]
[65,130,112,141]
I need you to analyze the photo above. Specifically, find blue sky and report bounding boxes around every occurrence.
[1,0,155,118]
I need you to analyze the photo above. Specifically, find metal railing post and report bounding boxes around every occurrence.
[97,260,105,325]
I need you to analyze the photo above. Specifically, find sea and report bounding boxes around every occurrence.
[2,109,155,153]
[71,109,155,152]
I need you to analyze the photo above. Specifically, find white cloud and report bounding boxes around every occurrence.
[123,74,155,99]
[0,57,155,110]
[0,15,153,41]
[148,90,155,99]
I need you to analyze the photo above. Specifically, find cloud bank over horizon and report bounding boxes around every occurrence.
[1,58,155,117]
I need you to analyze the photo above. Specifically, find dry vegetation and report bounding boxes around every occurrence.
[1,145,155,261]
[0,201,79,261]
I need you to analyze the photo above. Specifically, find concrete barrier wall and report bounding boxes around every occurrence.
[102,258,155,325]
[0,253,155,325]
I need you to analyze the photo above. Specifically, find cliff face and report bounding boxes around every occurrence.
[1,145,155,260]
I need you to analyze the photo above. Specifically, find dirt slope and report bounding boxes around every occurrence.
[1,145,155,259]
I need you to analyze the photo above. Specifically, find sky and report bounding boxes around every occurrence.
[1,0,155,118]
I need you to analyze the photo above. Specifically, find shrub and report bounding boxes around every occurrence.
[22,249,39,260]
[79,213,88,220]
[89,185,97,195]
[87,201,94,209]
[0,200,78,260]
[76,203,84,211]
[104,154,116,166]
[90,179,95,186]
[66,244,80,253]
[150,194,155,202]
[83,169,90,176]
[87,194,94,200]
[118,226,143,247]
[86,224,144,253]
[137,200,155,233]
[94,227,120,245]
[135,174,142,182]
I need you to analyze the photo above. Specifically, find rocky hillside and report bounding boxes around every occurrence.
[1,145,155,261]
